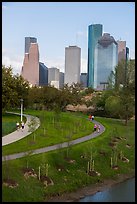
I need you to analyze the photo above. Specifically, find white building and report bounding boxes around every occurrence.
[64,46,81,86]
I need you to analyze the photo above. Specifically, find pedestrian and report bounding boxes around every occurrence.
[92,115,94,121]
[94,124,97,131]
[21,121,25,131]
[16,121,20,131]
[89,114,92,121]
[97,124,100,133]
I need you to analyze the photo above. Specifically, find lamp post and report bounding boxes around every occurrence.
[20,99,23,122]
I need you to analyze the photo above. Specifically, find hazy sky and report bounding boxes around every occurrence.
[2,2,135,75]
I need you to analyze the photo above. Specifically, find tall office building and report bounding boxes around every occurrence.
[21,37,48,86]
[48,67,60,89]
[80,73,87,87]
[126,47,129,61]
[87,24,103,88]
[59,72,64,89]
[22,43,39,86]
[25,37,37,53]
[94,33,118,90]
[39,62,48,86]
[65,46,81,86]
[117,40,126,62]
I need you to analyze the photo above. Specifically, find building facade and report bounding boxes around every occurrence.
[22,42,39,86]
[126,47,129,61]
[59,72,64,89]
[80,73,87,87]
[94,33,118,90]
[22,37,48,87]
[39,62,48,86]
[48,67,59,89]
[25,37,37,53]
[65,46,81,86]
[117,40,126,62]
[87,24,103,88]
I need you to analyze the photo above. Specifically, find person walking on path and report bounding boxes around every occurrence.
[89,114,92,121]
[97,124,100,133]
[16,122,20,131]
[21,121,25,131]
[92,115,94,121]
[94,124,97,132]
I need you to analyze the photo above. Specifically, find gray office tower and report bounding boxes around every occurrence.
[65,46,81,86]
[25,37,37,53]
[48,67,60,89]
[59,72,64,89]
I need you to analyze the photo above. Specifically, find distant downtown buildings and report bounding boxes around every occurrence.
[87,24,129,90]
[21,24,129,90]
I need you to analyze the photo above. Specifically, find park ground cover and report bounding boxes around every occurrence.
[2,110,94,155]
[2,113,21,136]
[2,111,135,202]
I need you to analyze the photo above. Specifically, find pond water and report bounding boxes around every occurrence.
[79,177,135,202]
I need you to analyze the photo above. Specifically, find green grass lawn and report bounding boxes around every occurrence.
[2,113,22,136]
[2,110,94,155]
[2,111,135,202]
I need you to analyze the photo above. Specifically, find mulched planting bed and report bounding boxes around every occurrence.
[40,175,54,186]
[3,178,19,188]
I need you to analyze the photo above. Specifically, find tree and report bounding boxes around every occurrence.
[105,59,135,124]
[2,65,30,111]
[27,86,42,109]
[2,65,17,110]
[14,74,30,108]
[105,95,122,118]
[115,59,126,89]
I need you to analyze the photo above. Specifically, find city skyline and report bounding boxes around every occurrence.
[2,2,135,75]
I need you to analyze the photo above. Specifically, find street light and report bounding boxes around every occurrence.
[20,99,23,122]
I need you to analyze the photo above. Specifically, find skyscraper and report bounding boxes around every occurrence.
[48,67,60,89]
[22,43,39,86]
[65,46,81,86]
[39,62,48,86]
[25,37,37,53]
[22,37,48,86]
[126,47,129,61]
[59,72,64,89]
[117,40,126,62]
[80,73,87,87]
[94,33,118,90]
[87,24,103,88]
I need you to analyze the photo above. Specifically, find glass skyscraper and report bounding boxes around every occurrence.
[94,33,118,90]
[87,24,103,88]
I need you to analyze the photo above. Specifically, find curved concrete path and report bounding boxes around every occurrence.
[2,112,40,146]
[2,116,105,161]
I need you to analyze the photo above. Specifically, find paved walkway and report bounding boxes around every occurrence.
[2,112,40,146]
[2,115,105,161]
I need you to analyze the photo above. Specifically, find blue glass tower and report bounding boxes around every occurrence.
[87,24,103,88]
[94,33,118,90]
